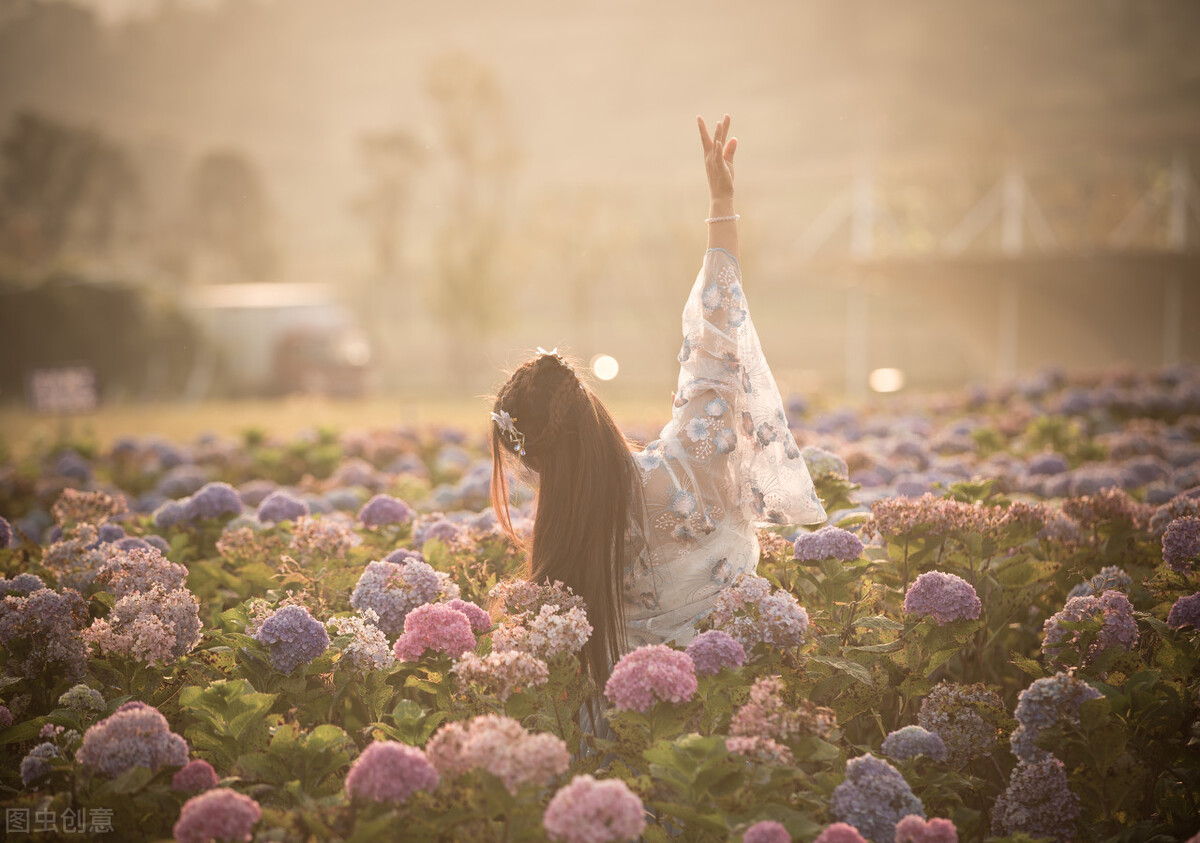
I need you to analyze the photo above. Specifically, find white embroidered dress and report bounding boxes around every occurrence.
[622,247,827,648]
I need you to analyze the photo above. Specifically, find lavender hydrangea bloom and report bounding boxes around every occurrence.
[350,558,460,636]
[1162,515,1200,571]
[0,515,11,548]
[382,548,425,565]
[184,482,244,521]
[357,494,414,528]
[1010,673,1102,763]
[152,499,188,530]
[1041,590,1138,667]
[413,516,466,547]
[793,525,865,562]
[344,741,439,804]
[830,753,924,843]
[1167,592,1200,630]
[0,587,90,681]
[685,630,746,676]
[253,605,330,674]
[881,725,947,762]
[173,788,262,843]
[0,573,45,596]
[256,491,309,524]
[990,758,1080,842]
[20,741,58,786]
[903,572,981,626]
[1027,452,1070,476]
[95,546,188,598]
[84,585,202,665]
[709,573,810,650]
[95,523,126,545]
[76,704,188,777]
[917,682,1006,768]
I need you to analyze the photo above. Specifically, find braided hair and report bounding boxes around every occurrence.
[490,352,639,694]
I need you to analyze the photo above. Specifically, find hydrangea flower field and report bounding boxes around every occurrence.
[2,366,1199,842]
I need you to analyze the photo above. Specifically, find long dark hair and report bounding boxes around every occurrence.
[489,352,638,691]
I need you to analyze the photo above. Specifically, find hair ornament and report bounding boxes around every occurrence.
[490,409,526,456]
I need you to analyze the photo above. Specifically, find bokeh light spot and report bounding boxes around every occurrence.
[592,354,620,381]
[869,367,905,393]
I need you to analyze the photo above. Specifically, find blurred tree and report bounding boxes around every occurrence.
[352,130,423,284]
[184,148,277,284]
[0,110,143,269]
[425,52,519,386]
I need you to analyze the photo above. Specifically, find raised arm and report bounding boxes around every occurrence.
[698,114,739,259]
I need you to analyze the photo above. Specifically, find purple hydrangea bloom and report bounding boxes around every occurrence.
[95,546,188,598]
[357,494,414,528]
[444,598,492,632]
[20,741,58,786]
[253,605,330,674]
[152,499,188,530]
[801,445,850,480]
[413,516,466,547]
[0,587,90,681]
[604,645,698,713]
[76,704,188,777]
[350,558,459,636]
[709,573,810,649]
[903,572,981,626]
[685,630,745,676]
[184,482,244,521]
[0,573,46,596]
[173,788,262,843]
[1027,452,1070,476]
[1167,592,1200,629]
[990,757,1079,842]
[172,759,220,793]
[793,525,865,562]
[256,491,309,524]
[237,479,277,507]
[1041,590,1138,667]
[111,536,155,553]
[830,753,924,843]
[95,523,126,545]
[344,741,439,804]
[0,515,11,548]
[917,682,1006,768]
[1067,565,1133,600]
[881,725,947,763]
[0,705,12,728]
[1162,516,1200,572]
[1010,673,1102,764]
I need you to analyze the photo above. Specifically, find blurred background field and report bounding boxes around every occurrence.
[1,0,1198,415]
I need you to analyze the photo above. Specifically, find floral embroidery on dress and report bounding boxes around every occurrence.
[621,247,827,649]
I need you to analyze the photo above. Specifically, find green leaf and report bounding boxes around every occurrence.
[808,655,873,685]
[853,615,904,631]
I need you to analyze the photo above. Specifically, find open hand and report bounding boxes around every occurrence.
[697,114,737,201]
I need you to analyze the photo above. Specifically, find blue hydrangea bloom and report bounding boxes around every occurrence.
[1011,673,1102,763]
[185,482,244,521]
[358,494,413,528]
[20,742,58,786]
[152,500,188,530]
[830,753,924,843]
[253,605,330,674]
[257,491,309,524]
[881,725,947,762]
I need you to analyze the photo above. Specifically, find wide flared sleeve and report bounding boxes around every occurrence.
[653,247,827,529]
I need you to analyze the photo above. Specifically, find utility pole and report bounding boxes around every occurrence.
[847,166,874,402]
[997,163,1024,383]
[1164,151,1189,367]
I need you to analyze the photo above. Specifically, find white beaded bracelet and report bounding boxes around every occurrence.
[705,214,740,224]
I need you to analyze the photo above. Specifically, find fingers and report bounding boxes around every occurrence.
[724,136,738,162]
[697,115,712,155]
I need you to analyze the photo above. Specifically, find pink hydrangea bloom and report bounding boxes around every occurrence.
[814,823,868,843]
[172,759,220,793]
[445,598,492,632]
[393,602,477,661]
[173,788,261,843]
[543,774,646,843]
[685,630,745,676]
[743,820,791,843]
[604,645,697,713]
[425,714,569,796]
[344,741,438,804]
[452,650,549,701]
[894,815,958,843]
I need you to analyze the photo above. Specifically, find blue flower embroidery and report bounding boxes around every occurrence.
[684,418,711,442]
[704,397,729,418]
[670,490,697,518]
